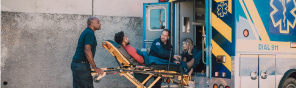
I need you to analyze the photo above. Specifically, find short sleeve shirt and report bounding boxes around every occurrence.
[73,27,97,61]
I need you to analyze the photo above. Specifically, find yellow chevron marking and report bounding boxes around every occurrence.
[244,0,270,41]
[239,0,260,40]
[228,0,232,14]
[212,13,232,43]
[215,0,232,14]
[212,39,231,72]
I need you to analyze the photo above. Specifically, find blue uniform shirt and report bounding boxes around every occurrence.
[149,38,174,62]
[73,27,97,62]
[181,46,202,69]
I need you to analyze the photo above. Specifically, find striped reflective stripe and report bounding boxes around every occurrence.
[212,13,232,43]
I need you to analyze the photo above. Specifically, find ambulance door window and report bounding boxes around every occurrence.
[143,3,169,50]
[150,9,166,29]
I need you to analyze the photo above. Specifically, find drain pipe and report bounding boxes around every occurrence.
[92,0,94,16]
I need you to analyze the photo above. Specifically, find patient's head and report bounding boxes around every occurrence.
[114,31,130,46]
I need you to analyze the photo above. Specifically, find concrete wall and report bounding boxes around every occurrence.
[1,0,157,87]
[2,0,158,17]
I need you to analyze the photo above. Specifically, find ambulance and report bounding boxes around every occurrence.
[142,0,296,87]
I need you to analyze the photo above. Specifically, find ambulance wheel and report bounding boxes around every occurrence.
[93,75,101,83]
[281,78,296,88]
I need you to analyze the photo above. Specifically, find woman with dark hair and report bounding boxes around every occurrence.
[174,38,202,77]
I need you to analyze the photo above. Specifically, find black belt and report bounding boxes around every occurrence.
[72,60,89,63]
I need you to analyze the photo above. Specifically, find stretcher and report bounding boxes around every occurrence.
[91,40,190,88]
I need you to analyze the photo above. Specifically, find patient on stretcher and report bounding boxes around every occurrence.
[114,31,148,65]
[109,31,179,72]
[93,31,191,87]
[114,31,151,84]
[114,31,177,67]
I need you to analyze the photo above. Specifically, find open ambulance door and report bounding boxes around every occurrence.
[142,2,171,51]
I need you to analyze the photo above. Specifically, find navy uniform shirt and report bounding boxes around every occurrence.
[73,27,97,61]
[149,38,174,62]
[181,46,202,69]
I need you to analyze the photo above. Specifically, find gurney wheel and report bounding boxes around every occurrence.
[167,78,170,84]
[93,74,101,83]
[162,78,171,84]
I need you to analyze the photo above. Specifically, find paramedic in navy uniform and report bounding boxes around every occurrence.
[71,17,104,88]
[149,29,175,88]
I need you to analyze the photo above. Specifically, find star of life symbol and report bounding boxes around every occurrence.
[156,42,160,46]
[217,1,228,17]
[270,0,296,34]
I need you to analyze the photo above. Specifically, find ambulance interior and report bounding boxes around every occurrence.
[144,0,207,75]
[181,0,207,74]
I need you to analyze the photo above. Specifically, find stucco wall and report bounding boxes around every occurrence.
[2,0,158,17]
[1,12,143,88]
[1,0,160,87]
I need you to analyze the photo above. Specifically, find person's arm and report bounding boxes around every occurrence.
[84,33,103,75]
[85,45,103,75]
[174,55,181,61]
[126,47,144,64]
[85,45,97,68]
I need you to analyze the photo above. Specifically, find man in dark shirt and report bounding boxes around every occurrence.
[148,29,176,65]
[71,17,104,88]
[149,29,176,88]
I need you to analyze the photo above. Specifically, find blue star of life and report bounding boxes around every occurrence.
[270,0,296,34]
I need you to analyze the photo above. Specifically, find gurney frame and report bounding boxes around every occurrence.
[91,41,190,88]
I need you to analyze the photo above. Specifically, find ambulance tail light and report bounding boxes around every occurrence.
[160,0,167,2]
[225,86,230,88]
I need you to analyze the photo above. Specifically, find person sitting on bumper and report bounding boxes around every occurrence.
[173,38,202,77]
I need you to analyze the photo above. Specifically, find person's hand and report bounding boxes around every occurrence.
[162,75,167,77]
[188,69,193,77]
[174,55,181,60]
[174,61,180,64]
[94,67,104,76]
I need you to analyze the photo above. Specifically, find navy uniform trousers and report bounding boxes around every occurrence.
[71,62,93,88]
